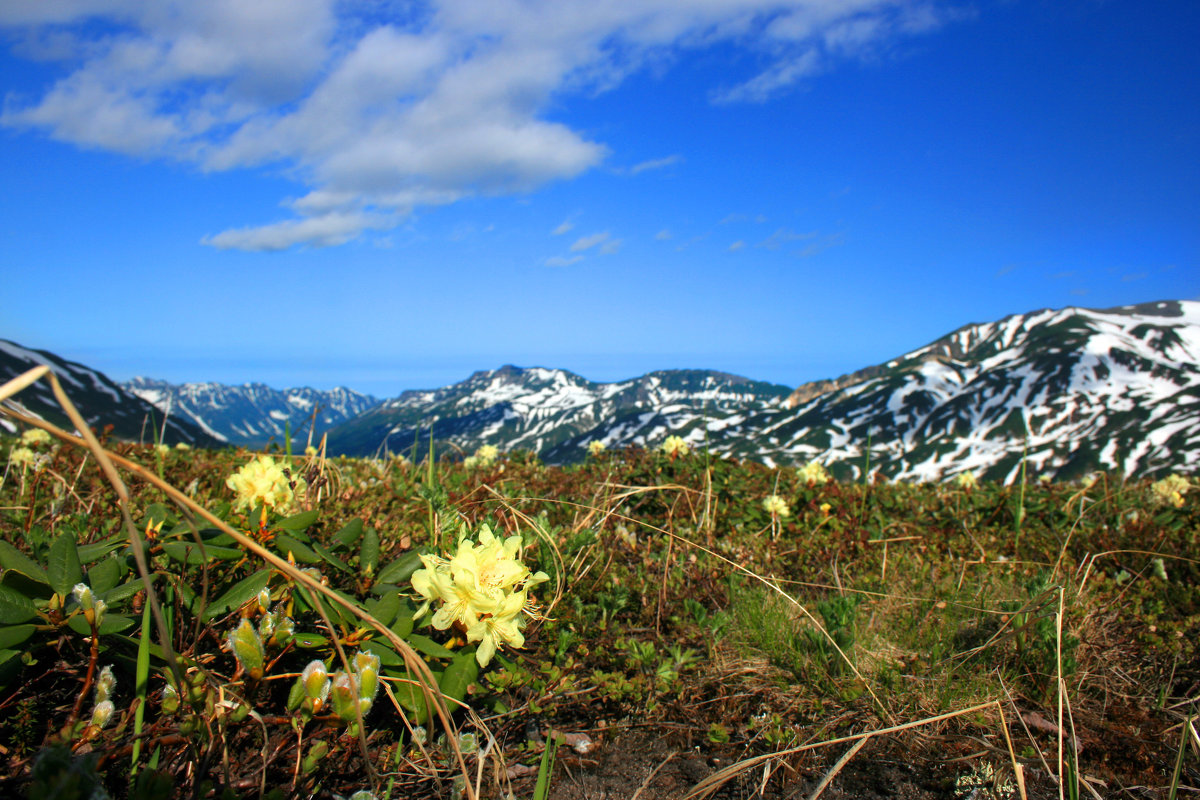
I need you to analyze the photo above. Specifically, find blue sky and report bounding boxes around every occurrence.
[1,1,1196,398]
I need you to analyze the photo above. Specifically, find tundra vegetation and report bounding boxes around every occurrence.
[0,372,1196,800]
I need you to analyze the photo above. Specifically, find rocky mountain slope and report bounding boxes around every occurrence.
[0,340,222,447]
[323,300,1200,481]
[8,299,1197,482]
[122,378,380,447]
[326,366,792,459]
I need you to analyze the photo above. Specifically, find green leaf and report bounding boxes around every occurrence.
[87,557,122,595]
[331,518,364,550]
[275,535,320,564]
[203,569,272,622]
[0,541,48,585]
[365,593,401,627]
[291,632,329,649]
[46,533,83,598]
[312,542,352,575]
[161,542,244,563]
[375,549,428,586]
[0,624,37,649]
[388,666,435,725]
[438,651,479,710]
[407,634,454,660]
[76,538,126,564]
[360,527,380,573]
[101,575,155,606]
[68,614,134,636]
[390,612,414,640]
[276,509,319,532]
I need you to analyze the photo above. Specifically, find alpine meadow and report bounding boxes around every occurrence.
[1,2,1198,799]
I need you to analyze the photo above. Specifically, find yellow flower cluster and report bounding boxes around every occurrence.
[464,444,500,469]
[587,440,607,457]
[955,472,978,489]
[21,428,52,447]
[8,446,36,467]
[798,460,829,486]
[411,524,548,667]
[225,455,304,515]
[660,435,690,458]
[762,494,791,518]
[1150,474,1190,508]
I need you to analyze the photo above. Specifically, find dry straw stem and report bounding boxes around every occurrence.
[681,700,1026,800]
[0,366,478,800]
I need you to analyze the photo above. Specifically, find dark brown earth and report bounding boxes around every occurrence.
[508,728,1065,800]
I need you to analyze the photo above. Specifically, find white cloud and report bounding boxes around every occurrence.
[570,231,610,252]
[599,238,623,255]
[728,240,746,252]
[628,154,682,175]
[546,254,584,267]
[552,219,575,236]
[655,229,672,240]
[1,0,957,249]
[758,227,816,250]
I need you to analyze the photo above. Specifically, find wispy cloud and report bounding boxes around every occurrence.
[570,231,610,252]
[627,154,682,175]
[545,254,584,267]
[728,240,746,252]
[1121,272,1148,282]
[797,231,844,258]
[0,0,960,249]
[599,238,623,255]
[655,229,672,241]
[552,218,575,236]
[758,227,816,250]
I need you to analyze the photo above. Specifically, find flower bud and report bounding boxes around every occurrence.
[353,651,380,707]
[228,619,265,680]
[94,665,116,704]
[330,671,359,723]
[87,599,107,629]
[90,700,115,730]
[162,682,180,715]
[73,583,94,611]
[257,587,272,613]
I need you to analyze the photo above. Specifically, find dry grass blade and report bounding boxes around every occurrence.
[682,701,1002,800]
[0,372,479,799]
[805,736,867,800]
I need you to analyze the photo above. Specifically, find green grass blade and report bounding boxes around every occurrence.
[131,603,152,772]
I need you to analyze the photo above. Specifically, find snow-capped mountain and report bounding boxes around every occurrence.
[122,377,381,447]
[326,366,792,459]
[731,298,1200,482]
[0,340,221,447]
[325,300,1200,481]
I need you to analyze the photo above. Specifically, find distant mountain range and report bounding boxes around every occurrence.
[4,300,1198,481]
[122,377,380,448]
[0,341,220,447]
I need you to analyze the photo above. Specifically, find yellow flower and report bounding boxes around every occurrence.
[225,455,304,515]
[476,444,499,464]
[819,502,832,516]
[21,428,51,447]
[955,472,978,490]
[175,442,191,451]
[660,435,689,458]
[410,523,548,667]
[798,460,829,486]
[8,446,36,467]
[587,440,607,457]
[154,443,170,456]
[762,495,790,518]
[1150,474,1190,508]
